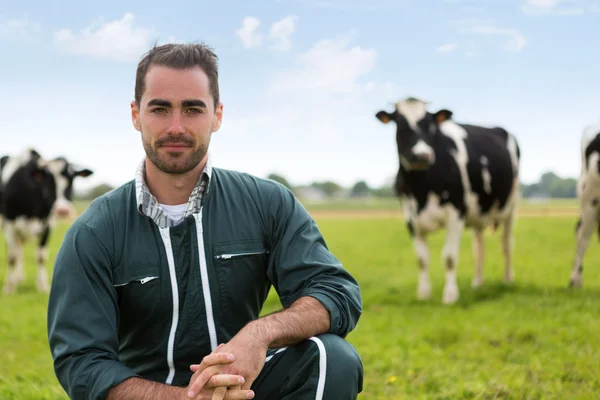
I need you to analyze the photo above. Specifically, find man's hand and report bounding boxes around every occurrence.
[183,350,254,400]
[187,328,268,397]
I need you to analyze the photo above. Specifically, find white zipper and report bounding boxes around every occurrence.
[215,250,267,260]
[112,275,158,287]
[193,211,218,351]
[159,227,179,385]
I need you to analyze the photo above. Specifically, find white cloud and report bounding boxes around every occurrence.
[0,15,41,40]
[54,12,152,62]
[269,32,377,95]
[269,15,297,52]
[275,0,409,10]
[521,0,586,15]
[471,25,526,52]
[437,43,458,53]
[236,17,262,49]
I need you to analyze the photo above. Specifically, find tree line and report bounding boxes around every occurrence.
[75,171,578,201]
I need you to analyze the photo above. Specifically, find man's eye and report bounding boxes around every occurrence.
[151,108,167,114]
[186,108,202,114]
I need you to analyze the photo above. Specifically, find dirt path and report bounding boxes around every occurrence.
[308,208,580,219]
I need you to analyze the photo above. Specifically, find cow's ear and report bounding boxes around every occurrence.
[376,110,394,124]
[75,168,93,177]
[434,109,453,124]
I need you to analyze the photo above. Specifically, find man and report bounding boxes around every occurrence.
[47,42,364,400]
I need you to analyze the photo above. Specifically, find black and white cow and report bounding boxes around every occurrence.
[570,119,600,288]
[375,97,521,304]
[0,147,93,294]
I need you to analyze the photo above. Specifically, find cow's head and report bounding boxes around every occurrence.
[34,157,94,219]
[375,97,452,171]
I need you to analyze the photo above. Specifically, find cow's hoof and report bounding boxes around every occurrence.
[569,278,582,288]
[472,277,483,288]
[417,288,431,300]
[442,285,459,305]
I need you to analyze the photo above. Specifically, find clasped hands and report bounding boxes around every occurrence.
[183,329,268,400]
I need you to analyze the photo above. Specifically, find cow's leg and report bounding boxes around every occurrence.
[412,232,431,300]
[502,206,517,283]
[570,210,596,288]
[2,223,24,294]
[472,227,484,288]
[442,209,464,304]
[36,224,51,293]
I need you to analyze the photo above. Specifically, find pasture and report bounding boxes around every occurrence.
[1,198,599,399]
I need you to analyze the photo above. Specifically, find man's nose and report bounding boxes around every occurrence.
[167,112,186,134]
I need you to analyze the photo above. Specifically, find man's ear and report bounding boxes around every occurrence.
[212,102,224,132]
[375,110,394,124]
[434,109,453,124]
[131,100,141,131]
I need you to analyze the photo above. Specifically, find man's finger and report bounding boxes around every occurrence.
[187,365,227,398]
[224,388,255,400]
[198,352,235,371]
[207,374,245,388]
[211,386,227,400]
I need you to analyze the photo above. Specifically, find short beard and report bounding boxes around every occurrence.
[142,133,208,174]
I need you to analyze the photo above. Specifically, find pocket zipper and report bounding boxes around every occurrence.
[139,276,158,284]
[215,250,268,260]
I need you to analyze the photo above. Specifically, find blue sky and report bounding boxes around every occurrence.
[1,0,599,193]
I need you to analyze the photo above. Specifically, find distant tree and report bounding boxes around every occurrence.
[311,181,343,197]
[521,171,577,198]
[267,173,293,191]
[83,183,115,200]
[351,180,371,197]
[372,184,395,198]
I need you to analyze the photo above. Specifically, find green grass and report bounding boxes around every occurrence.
[1,203,599,399]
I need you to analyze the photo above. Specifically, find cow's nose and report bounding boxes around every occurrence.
[415,152,433,163]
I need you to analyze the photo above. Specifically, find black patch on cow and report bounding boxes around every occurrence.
[584,132,600,172]
[406,221,415,237]
[39,224,51,247]
[0,158,57,221]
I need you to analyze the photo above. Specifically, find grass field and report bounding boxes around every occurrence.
[2,198,600,399]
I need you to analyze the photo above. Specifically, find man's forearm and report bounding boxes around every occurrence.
[106,377,185,400]
[247,296,331,348]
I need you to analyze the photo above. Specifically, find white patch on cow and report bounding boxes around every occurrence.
[506,134,520,174]
[482,169,492,194]
[1,148,34,184]
[2,221,25,294]
[439,120,479,214]
[441,208,464,304]
[395,98,428,132]
[480,155,492,193]
[412,140,434,158]
[413,236,431,300]
[44,159,76,219]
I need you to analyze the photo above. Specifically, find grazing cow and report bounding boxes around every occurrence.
[570,119,600,288]
[0,148,93,294]
[375,97,521,304]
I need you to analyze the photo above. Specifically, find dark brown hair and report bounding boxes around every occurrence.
[134,42,220,109]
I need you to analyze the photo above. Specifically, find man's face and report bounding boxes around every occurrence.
[131,65,223,174]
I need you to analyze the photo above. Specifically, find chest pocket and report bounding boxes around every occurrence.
[113,262,169,343]
[212,239,270,334]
